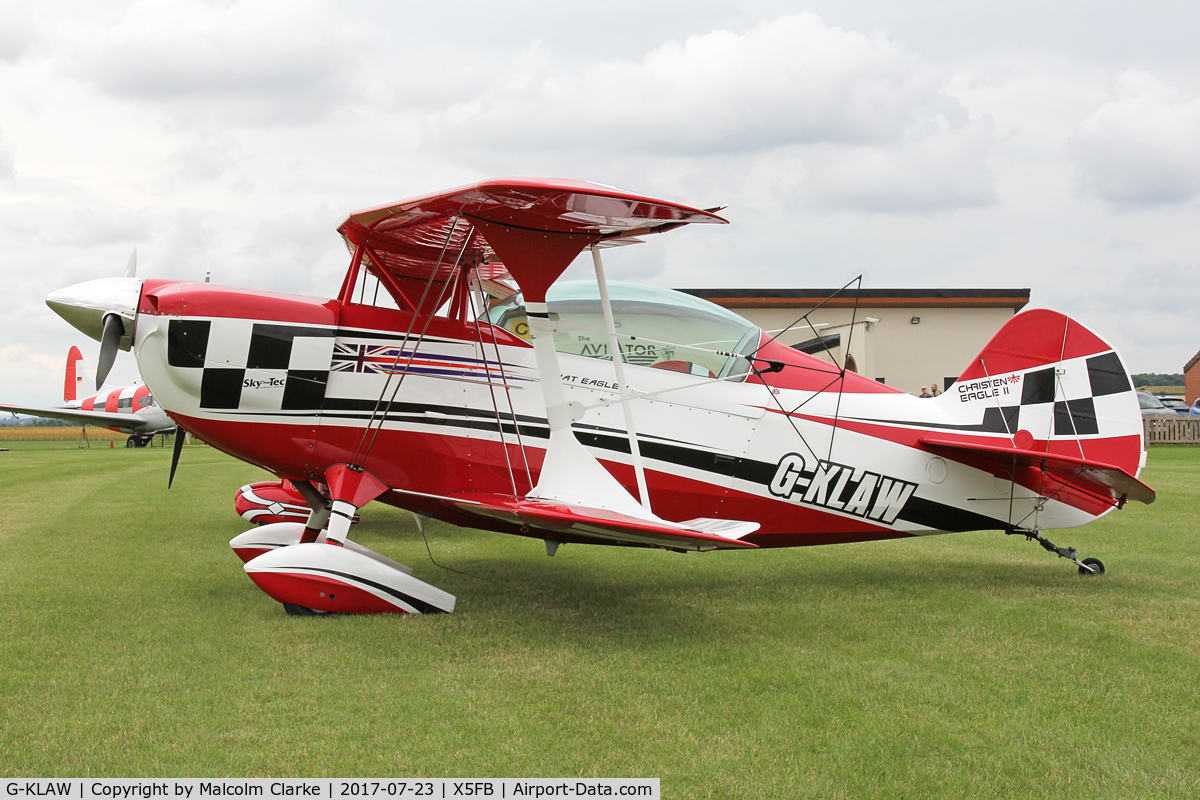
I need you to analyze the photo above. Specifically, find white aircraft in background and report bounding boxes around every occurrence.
[0,345,176,447]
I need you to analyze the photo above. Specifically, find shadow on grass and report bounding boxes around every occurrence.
[262,528,1132,655]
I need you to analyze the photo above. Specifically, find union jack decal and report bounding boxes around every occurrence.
[330,341,532,384]
[331,343,408,374]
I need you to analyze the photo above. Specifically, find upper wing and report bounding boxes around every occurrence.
[0,403,158,433]
[919,436,1156,506]
[441,492,759,551]
[338,178,727,306]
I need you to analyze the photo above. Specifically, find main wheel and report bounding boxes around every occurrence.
[125,437,136,448]
[1079,557,1105,576]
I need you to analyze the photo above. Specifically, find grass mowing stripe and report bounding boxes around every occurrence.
[0,442,1197,796]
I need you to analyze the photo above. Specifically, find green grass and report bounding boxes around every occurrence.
[1,443,1198,797]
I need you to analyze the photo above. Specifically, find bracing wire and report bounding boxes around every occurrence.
[467,267,521,498]
[353,217,475,465]
[350,216,463,464]
[473,271,535,493]
[747,276,865,466]
[418,523,494,583]
[827,276,862,461]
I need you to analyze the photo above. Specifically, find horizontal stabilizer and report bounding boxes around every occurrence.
[442,492,759,551]
[919,436,1156,506]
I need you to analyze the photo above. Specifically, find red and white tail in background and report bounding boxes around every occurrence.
[64,346,88,402]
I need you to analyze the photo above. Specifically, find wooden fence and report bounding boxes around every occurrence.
[1143,416,1200,444]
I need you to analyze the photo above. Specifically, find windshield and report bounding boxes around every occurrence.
[1138,393,1166,410]
[486,281,760,379]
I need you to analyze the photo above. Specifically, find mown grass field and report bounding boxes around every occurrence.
[1,442,1198,797]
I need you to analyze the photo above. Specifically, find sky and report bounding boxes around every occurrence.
[2,0,1198,406]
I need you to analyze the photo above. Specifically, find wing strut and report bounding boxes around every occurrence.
[590,243,651,510]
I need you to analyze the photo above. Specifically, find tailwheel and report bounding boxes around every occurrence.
[1007,528,1106,576]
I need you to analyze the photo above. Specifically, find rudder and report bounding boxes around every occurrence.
[64,346,86,402]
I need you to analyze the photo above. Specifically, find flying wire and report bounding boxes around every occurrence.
[418,523,495,583]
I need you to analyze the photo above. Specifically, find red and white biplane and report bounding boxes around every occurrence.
[46,178,1154,616]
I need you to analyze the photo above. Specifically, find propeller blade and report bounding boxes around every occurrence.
[123,247,137,278]
[169,427,185,488]
[96,314,125,390]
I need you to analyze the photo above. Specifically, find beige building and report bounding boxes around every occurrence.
[678,289,1030,395]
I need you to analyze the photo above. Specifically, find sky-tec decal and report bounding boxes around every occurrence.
[243,377,286,390]
[767,452,918,525]
[957,374,1020,403]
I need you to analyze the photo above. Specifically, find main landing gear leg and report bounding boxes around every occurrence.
[290,479,331,544]
[1007,528,1105,575]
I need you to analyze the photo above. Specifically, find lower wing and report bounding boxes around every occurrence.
[442,492,759,551]
[0,403,164,434]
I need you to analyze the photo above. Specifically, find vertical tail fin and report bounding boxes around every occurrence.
[64,346,85,402]
[946,308,1143,477]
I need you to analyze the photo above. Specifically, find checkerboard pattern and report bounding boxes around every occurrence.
[168,319,336,412]
[980,351,1133,438]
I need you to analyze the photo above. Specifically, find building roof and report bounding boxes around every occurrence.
[676,288,1030,310]
[1185,349,1200,374]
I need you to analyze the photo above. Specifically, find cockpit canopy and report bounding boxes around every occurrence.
[486,281,760,379]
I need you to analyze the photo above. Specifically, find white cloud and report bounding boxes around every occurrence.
[431,13,954,154]
[0,3,35,64]
[70,0,368,125]
[795,118,998,213]
[424,13,995,215]
[1071,71,1200,209]
[1061,258,1200,372]
[60,206,149,247]
[0,131,12,179]
[167,133,243,183]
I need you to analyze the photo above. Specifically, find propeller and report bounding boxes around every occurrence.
[96,313,125,390]
[168,427,185,488]
[98,248,139,388]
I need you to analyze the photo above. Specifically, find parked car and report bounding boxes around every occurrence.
[1190,400,1200,416]
[1138,391,1178,417]
[1157,396,1191,415]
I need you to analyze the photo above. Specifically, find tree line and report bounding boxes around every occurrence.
[1131,373,1184,387]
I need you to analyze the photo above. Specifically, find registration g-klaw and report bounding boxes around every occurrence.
[46,178,1155,615]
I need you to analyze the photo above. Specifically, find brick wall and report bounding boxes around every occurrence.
[1186,350,1200,406]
